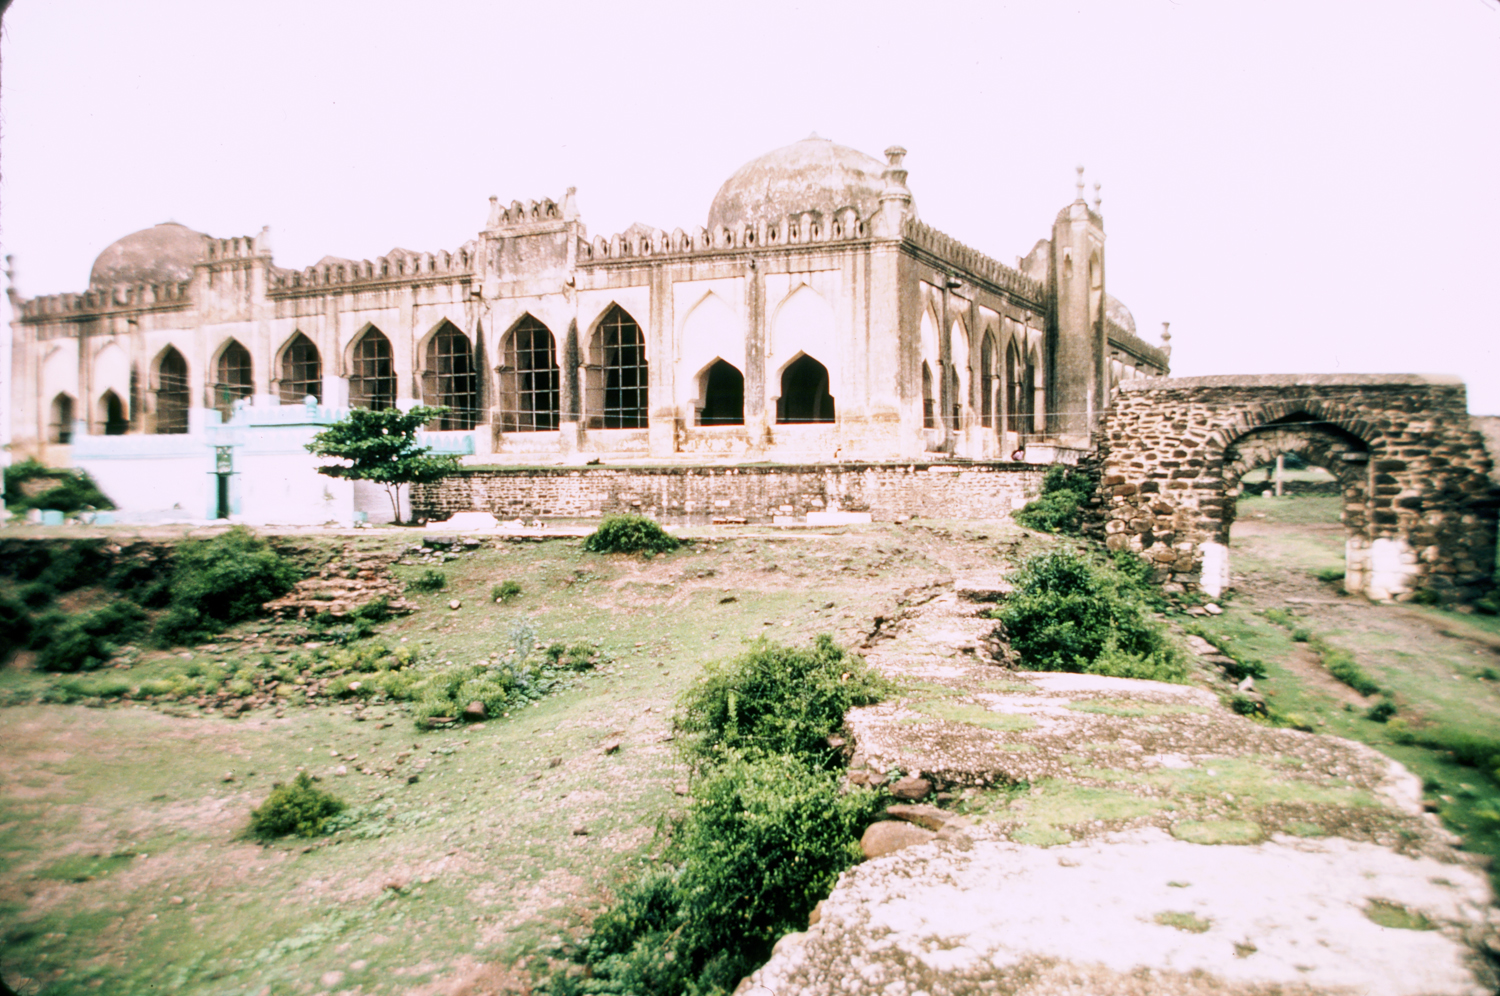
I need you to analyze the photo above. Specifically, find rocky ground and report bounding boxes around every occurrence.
[742,577,1500,996]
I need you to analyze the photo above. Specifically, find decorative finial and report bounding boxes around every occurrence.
[1161,321,1171,343]
[1093,181,1102,211]
[807,131,823,141]
[885,145,907,167]
[1075,165,1085,201]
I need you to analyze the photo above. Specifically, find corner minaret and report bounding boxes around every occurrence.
[1050,165,1107,443]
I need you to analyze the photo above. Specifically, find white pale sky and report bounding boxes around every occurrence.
[3,0,1497,412]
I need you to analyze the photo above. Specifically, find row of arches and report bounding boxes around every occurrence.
[921,340,1038,434]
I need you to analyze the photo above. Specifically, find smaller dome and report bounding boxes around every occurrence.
[1105,293,1135,334]
[90,222,211,288]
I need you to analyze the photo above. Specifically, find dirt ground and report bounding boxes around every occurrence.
[1,505,1497,995]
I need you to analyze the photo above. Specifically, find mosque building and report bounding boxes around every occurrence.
[6,136,1169,523]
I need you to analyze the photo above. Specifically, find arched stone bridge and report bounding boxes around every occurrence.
[1098,374,1498,603]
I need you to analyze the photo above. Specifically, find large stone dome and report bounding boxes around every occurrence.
[707,135,904,232]
[90,222,211,288]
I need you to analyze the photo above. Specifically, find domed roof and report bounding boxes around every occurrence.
[1105,293,1136,334]
[707,135,903,232]
[90,222,211,288]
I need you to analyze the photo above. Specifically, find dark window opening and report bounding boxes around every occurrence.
[980,336,995,428]
[599,306,647,428]
[1006,344,1035,436]
[922,362,935,429]
[501,316,559,432]
[214,340,254,420]
[777,354,835,424]
[279,333,322,404]
[156,348,190,434]
[50,394,75,444]
[350,329,396,410]
[699,359,744,425]
[425,323,480,430]
[101,391,128,435]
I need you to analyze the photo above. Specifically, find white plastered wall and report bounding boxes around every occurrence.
[674,280,746,418]
[763,272,841,411]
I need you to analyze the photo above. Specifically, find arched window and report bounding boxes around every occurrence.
[424,323,479,430]
[156,348,190,434]
[980,335,996,429]
[100,390,128,435]
[279,333,322,404]
[589,306,647,429]
[777,355,835,424]
[1006,342,1036,436]
[214,340,253,419]
[499,315,559,432]
[699,360,744,426]
[922,362,935,429]
[349,328,396,410]
[49,394,75,444]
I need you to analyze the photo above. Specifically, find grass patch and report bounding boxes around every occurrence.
[1067,701,1208,718]
[1363,899,1435,931]
[407,569,447,593]
[1154,911,1212,933]
[37,851,136,882]
[1170,820,1264,845]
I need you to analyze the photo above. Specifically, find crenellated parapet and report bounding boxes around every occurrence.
[578,206,871,264]
[204,234,266,262]
[902,219,1048,305]
[485,194,570,231]
[16,280,194,321]
[266,242,478,293]
[1105,317,1170,373]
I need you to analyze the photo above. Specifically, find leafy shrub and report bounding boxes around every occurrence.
[351,597,393,623]
[994,548,1185,681]
[583,513,680,555]
[151,528,301,646]
[1366,700,1398,723]
[18,582,57,609]
[2,459,115,514]
[1291,628,1312,643]
[552,637,892,996]
[568,756,883,996]
[1314,567,1345,584]
[0,592,34,659]
[1012,465,1096,534]
[1389,726,1500,782]
[248,773,346,838]
[492,580,523,602]
[407,569,447,593]
[676,635,892,768]
[35,601,148,672]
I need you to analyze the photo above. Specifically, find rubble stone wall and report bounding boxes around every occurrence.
[412,462,1047,525]
[1099,374,1498,603]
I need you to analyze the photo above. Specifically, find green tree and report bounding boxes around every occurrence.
[305,406,461,523]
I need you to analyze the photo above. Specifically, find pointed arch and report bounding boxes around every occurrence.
[980,329,997,429]
[49,393,75,444]
[154,346,190,434]
[777,353,835,424]
[98,390,128,435]
[278,332,322,404]
[771,284,836,374]
[423,320,479,429]
[586,304,647,429]
[698,358,744,426]
[679,291,743,413]
[498,314,559,432]
[349,325,396,410]
[213,338,254,419]
[93,342,130,421]
[1006,340,1036,436]
[949,317,971,431]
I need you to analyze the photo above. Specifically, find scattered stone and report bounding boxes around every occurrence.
[1204,603,1223,615]
[548,756,563,768]
[860,821,936,859]
[1184,634,1219,656]
[334,765,348,776]
[463,701,486,720]
[222,772,235,783]
[600,739,622,755]
[407,774,419,784]
[572,825,589,836]
[883,803,950,831]
[449,599,462,610]
[888,775,932,801]
[673,783,690,796]
[808,900,825,927]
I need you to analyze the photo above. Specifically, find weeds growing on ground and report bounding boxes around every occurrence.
[406,569,447,593]
[993,548,1187,682]
[582,513,680,555]
[1012,465,1096,535]
[248,773,347,839]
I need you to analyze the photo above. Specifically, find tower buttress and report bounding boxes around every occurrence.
[1050,166,1106,443]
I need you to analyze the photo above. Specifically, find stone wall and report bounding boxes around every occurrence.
[1099,374,1498,603]
[412,462,1047,525]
